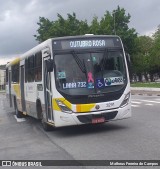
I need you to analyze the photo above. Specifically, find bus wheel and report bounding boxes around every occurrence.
[14,98,22,118]
[41,113,54,131]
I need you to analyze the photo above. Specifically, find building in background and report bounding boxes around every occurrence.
[0,65,6,90]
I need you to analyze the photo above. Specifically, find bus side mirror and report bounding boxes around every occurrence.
[46,59,54,72]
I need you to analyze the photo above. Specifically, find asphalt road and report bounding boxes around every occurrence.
[0,93,160,169]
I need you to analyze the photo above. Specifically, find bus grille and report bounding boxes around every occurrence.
[77,111,118,123]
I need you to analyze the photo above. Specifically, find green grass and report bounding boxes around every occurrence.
[131,82,160,88]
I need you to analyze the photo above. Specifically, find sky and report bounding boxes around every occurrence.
[0,0,160,65]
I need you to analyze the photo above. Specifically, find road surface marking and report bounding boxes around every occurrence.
[14,115,26,122]
[131,104,140,107]
[133,99,160,104]
[131,101,141,104]
[145,104,153,106]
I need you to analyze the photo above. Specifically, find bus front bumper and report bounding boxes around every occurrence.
[54,104,131,127]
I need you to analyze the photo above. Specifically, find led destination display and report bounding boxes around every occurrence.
[52,37,122,50]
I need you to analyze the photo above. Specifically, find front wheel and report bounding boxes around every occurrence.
[41,112,54,131]
[14,98,22,118]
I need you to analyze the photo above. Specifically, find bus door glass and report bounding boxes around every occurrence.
[43,50,54,122]
[20,64,26,112]
[8,70,12,107]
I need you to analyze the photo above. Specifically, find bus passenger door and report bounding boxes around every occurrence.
[43,51,54,123]
[20,65,26,112]
[8,70,12,107]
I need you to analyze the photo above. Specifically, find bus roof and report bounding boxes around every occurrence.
[7,35,121,64]
[51,34,120,41]
[6,57,20,68]
[20,38,52,61]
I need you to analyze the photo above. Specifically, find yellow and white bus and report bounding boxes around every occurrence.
[6,35,131,131]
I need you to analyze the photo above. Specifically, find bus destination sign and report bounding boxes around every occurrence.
[69,40,105,48]
[53,37,121,50]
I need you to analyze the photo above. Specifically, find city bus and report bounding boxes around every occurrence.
[6,35,131,131]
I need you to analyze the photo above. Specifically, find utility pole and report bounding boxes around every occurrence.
[112,11,116,35]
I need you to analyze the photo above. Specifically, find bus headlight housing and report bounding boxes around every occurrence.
[120,92,130,108]
[56,100,72,114]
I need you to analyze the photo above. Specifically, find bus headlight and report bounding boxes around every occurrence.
[120,92,130,108]
[56,100,72,114]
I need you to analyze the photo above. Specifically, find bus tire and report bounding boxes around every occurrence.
[36,100,43,119]
[41,115,54,131]
[14,97,22,118]
[38,103,54,131]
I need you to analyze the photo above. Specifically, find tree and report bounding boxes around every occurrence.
[34,6,137,53]
[89,16,101,34]
[132,36,153,81]
[34,13,90,42]
[149,26,160,81]
[34,17,53,42]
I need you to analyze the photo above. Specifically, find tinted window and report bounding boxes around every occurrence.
[35,51,42,82]
[12,63,19,83]
[28,55,35,82]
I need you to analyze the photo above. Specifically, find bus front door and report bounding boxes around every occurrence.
[8,70,12,107]
[20,65,26,112]
[43,54,54,124]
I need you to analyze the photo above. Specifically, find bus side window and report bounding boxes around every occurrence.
[28,55,35,82]
[35,51,42,82]
[25,58,28,82]
[11,63,19,83]
[6,68,8,85]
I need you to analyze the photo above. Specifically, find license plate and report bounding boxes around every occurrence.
[92,117,105,124]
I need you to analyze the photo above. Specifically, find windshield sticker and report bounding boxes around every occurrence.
[96,78,105,88]
[87,82,94,89]
[88,72,94,83]
[58,71,66,79]
[62,82,87,89]
[92,56,96,62]
[104,77,124,86]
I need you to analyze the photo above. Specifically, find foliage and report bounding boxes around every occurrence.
[34,6,137,56]
[132,36,153,80]
[34,13,90,42]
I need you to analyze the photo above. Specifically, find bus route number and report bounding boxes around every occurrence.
[77,82,86,88]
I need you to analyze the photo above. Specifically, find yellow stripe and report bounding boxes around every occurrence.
[63,99,72,110]
[7,58,20,67]
[52,98,65,111]
[76,103,95,113]
[52,98,95,113]
[13,84,21,98]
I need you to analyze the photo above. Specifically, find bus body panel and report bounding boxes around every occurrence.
[52,84,131,127]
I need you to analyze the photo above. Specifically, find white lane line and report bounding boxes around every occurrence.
[131,104,140,107]
[14,115,26,122]
[131,101,141,104]
[145,104,153,106]
[133,99,160,104]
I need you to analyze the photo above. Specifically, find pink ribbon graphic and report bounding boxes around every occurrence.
[88,72,94,83]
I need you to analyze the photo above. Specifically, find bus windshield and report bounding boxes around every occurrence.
[54,49,127,96]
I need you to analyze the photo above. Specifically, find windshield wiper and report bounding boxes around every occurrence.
[71,51,86,73]
[101,48,108,71]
